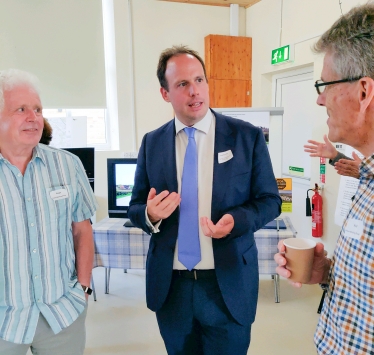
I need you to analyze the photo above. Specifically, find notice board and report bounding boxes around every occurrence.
[213,107,284,177]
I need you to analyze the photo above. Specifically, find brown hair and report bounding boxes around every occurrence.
[157,45,207,91]
[39,118,53,145]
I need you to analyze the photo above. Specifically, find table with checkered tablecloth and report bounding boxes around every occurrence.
[255,216,296,274]
[93,218,150,269]
[92,216,296,302]
[255,216,296,302]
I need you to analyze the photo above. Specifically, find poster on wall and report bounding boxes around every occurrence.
[276,177,292,212]
[334,176,359,226]
[46,116,87,148]
[334,145,363,226]
[222,111,270,145]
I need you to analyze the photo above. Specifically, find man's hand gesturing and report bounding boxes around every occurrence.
[147,188,181,223]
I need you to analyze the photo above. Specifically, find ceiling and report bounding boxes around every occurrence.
[158,0,261,9]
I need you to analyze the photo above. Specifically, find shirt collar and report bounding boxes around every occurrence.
[175,109,213,135]
[0,145,46,165]
[34,144,46,164]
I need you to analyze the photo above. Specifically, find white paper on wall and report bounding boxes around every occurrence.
[223,111,270,145]
[47,116,87,148]
[334,145,362,226]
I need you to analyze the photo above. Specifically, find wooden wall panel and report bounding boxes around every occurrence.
[209,79,251,108]
[205,35,251,80]
[205,36,212,78]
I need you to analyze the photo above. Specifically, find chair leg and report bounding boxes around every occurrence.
[91,274,97,301]
[273,274,280,303]
[105,267,111,294]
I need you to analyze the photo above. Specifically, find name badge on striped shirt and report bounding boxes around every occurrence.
[345,218,363,240]
[50,188,69,201]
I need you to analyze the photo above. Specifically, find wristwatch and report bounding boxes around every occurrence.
[81,285,93,295]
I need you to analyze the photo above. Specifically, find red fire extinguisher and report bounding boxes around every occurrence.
[306,183,323,238]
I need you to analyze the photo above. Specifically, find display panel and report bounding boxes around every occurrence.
[107,158,137,219]
[62,147,95,191]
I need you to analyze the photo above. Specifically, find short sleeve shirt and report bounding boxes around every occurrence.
[0,144,97,344]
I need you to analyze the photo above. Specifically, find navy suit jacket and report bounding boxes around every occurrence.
[128,110,281,326]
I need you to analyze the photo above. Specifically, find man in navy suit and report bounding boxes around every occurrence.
[128,45,281,355]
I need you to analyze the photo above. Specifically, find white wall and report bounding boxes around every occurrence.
[246,0,366,254]
[0,0,106,108]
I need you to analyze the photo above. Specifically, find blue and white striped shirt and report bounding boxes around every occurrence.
[0,144,97,344]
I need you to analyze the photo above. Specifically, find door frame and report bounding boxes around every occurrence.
[271,66,314,185]
[272,66,314,107]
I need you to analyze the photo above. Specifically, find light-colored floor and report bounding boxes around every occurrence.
[83,268,321,355]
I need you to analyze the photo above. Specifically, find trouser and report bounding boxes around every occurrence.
[156,270,251,355]
[0,306,87,355]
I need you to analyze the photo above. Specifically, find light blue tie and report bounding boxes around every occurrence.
[178,127,201,270]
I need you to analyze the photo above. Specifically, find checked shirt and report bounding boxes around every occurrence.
[315,154,374,354]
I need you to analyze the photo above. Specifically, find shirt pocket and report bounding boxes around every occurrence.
[46,185,74,226]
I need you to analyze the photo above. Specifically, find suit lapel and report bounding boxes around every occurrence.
[161,120,178,193]
[211,113,235,222]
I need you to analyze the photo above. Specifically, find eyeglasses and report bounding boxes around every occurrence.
[314,77,362,95]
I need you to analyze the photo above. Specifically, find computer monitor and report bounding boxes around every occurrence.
[107,158,137,219]
[62,147,95,192]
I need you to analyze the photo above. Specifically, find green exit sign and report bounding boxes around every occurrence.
[271,45,294,65]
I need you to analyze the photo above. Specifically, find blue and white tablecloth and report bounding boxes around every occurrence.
[93,218,150,269]
[93,216,296,274]
[255,216,296,274]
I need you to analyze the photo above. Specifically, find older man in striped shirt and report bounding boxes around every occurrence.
[0,69,97,355]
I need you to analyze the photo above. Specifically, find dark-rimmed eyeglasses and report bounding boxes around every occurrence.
[314,77,362,95]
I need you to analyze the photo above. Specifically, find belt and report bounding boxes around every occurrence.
[173,269,216,280]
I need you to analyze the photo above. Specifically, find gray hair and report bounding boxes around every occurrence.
[0,69,41,112]
[314,3,374,79]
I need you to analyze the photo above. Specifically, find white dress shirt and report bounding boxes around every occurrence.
[173,110,215,270]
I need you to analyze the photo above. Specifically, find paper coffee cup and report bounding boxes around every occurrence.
[283,238,316,283]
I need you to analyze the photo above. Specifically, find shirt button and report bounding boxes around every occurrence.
[32,249,37,253]
[31,223,34,227]
[35,275,38,279]
[17,173,21,177]
[27,198,31,201]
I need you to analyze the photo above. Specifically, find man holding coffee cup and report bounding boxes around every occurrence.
[275,3,374,354]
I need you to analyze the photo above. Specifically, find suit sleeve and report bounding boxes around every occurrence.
[128,134,153,234]
[225,129,282,239]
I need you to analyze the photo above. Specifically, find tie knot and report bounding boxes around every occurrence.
[184,127,196,139]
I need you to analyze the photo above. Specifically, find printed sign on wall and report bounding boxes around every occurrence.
[276,178,292,212]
